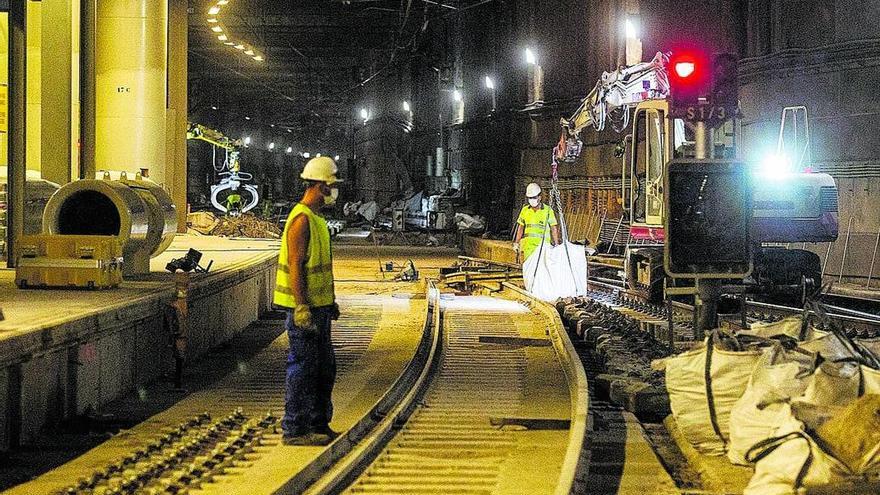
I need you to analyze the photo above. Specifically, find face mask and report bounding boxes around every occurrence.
[528,198,540,208]
[324,187,339,206]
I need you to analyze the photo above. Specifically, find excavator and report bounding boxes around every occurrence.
[554,51,839,305]
[186,123,260,217]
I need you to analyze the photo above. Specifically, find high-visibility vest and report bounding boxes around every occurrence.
[274,203,335,308]
[516,204,557,260]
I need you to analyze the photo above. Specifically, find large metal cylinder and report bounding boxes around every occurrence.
[95,0,168,185]
[42,177,177,275]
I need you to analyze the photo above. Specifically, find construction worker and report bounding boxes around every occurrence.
[274,156,342,446]
[513,182,560,262]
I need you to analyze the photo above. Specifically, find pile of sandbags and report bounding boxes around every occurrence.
[661,312,880,495]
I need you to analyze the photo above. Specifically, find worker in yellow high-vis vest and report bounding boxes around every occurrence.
[513,183,560,263]
[274,156,342,447]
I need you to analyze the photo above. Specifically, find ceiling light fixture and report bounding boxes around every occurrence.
[286,147,293,153]
[224,41,234,46]
[208,6,220,15]
[253,55,264,61]
[244,49,255,56]
[207,18,218,23]
[211,26,223,33]
[234,44,245,50]
[217,34,228,41]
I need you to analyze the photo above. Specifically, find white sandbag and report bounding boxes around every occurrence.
[744,406,850,495]
[665,337,763,455]
[728,346,816,465]
[522,241,588,302]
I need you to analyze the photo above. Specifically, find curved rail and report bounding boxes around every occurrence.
[279,281,442,495]
[502,281,591,495]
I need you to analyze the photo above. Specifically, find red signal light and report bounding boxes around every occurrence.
[675,61,696,78]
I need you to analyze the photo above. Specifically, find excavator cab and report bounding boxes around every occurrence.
[624,101,738,236]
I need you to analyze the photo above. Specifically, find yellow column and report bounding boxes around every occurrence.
[95,0,167,185]
[25,0,40,173]
[167,0,187,232]
[41,0,73,185]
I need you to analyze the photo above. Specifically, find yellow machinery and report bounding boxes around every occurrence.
[16,234,123,289]
[187,123,259,216]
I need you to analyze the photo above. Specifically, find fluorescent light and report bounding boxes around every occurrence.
[224,41,234,45]
[625,18,639,39]
[244,49,255,56]
[244,116,251,120]
[234,44,245,50]
[268,142,275,150]
[207,18,218,23]
[208,6,220,15]
[525,47,537,65]
[286,147,293,153]
[402,100,411,112]
[217,0,229,5]
[217,34,228,41]
[211,26,223,33]
[453,89,462,102]
[253,55,264,61]
[484,75,495,89]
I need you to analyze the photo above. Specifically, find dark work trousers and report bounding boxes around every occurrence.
[282,306,336,436]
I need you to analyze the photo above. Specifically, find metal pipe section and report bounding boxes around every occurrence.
[42,177,177,275]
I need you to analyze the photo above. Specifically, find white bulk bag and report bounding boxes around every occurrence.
[522,241,588,302]
[727,346,816,465]
[665,334,763,455]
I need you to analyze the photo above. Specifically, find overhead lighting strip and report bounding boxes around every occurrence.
[206,1,265,62]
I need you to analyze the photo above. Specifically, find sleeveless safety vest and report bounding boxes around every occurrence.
[274,203,335,308]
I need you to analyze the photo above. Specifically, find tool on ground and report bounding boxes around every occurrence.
[166,248,213,274]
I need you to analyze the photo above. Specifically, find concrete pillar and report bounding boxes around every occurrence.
[95,0,167,185]
[167,0,187,232]
[25,1,40,174]
[41,0,74,185]
[7,0,27,267]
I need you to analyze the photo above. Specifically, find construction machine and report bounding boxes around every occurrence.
[186,123,260,217]
[555,51,839,306]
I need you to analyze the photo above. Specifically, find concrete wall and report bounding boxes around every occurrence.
[0,258,276,450]
[740,0,880,284]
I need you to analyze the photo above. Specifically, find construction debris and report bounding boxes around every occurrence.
[187,211,280,239]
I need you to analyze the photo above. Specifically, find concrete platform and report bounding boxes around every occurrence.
[462,236,519,265]
[0,235,279,450]
[6,291,428,495]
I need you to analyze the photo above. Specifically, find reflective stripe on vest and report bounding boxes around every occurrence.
[274,204,336,308]
[518,205,553,241]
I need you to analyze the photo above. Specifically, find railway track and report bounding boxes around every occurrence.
[22,282,587,495]
[305,281,588,495]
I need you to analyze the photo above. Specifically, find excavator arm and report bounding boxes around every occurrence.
[186,123,241,152]
[557,51,670,163]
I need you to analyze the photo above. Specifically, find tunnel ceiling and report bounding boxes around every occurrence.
[188,0,477,139]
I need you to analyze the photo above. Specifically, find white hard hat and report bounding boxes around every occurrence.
[525,182,542,198]
[301,156,343,185]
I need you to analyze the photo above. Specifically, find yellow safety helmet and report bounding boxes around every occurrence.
[301,156,343,185]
